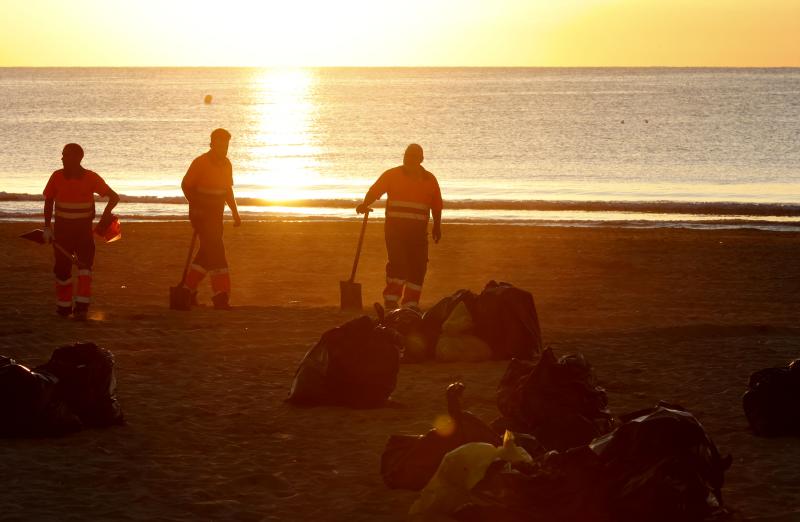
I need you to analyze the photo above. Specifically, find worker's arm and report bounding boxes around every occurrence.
[181,159,199,205]
[43,198,55,242]
[44,198,54,228]
[356,171,390,214]
[432,208,442,244]
[226,187,241,227]
[42,173,57,241]
[103,189,120,216]
[431,176,443,244]
[97,188,120,231]
[181,176,194,205]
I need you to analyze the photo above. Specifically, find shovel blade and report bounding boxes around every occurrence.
[339,280,363,311]
[20,229,46,244]
[169,285,193,311]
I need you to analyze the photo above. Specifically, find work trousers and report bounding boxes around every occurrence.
[53,218,95,310]
[185,206,230,296]
[383,219,428,307]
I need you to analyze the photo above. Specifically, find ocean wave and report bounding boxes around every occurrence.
[3,192,800,217]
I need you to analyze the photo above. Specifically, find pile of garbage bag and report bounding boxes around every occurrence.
[435,301,492,363]
[743,358,800,436]
[36,342,124,428]
[415,281,542,363]
[287,315,401,408]
[495,348,616,451]
[381,382,502,490]
[414,405,730,522]
[377,306,429,363]
[0,342,123,437]
[410,431,533,516]
[470,281,543,360]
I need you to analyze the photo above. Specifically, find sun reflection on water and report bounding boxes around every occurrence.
[247,68,323,202]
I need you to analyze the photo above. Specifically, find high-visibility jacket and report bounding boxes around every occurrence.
[183,152,233,209]
[43,169,110,220]
[370,166,443,223]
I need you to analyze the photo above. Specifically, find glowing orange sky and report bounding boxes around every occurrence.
[1,0,798,66]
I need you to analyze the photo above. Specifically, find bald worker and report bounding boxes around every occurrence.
[357,144,442,311]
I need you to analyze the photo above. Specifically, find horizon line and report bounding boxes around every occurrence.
[3,65,800,69]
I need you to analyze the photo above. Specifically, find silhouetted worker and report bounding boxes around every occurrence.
[357,144,442,311]
[181,128,241,309]
[43,143,120,320]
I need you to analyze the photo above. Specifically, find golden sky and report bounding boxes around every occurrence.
[1,0,798,66]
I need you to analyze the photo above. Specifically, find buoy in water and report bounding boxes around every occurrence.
[204,94,213,104]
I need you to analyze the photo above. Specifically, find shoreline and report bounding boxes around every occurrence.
[3,201,800,231]
[5,217,800,233]
[4,191,800,215]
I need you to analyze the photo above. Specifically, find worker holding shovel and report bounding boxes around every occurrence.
[42,143,120,320]
[180,128,241,310]
[356,144,443,311]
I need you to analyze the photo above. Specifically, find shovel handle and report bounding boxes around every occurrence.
[52,241,78,265]
[180,232,198,286]
[349,209,371,282]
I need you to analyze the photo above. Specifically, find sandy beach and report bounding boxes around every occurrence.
[1,220,799,521]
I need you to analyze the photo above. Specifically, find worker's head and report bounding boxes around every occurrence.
[61,143,84,169]
[403,143,424,167]
[209,128,231,158]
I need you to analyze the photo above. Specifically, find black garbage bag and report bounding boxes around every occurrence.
[742,359,800,436]
[380,306,429,363]
[421,289,477,357]
[471,281,542,360]
[495,348,615,451]
[456,447,608,522]
[287,316,401,408]
[456,405,730,522]
[591,404,732,522]
[381,382,502,491]
[36,342,124,428]
[0,356,81,437]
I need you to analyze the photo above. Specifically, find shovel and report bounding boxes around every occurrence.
[19,229,77,264]
[169,232,197,311]
[340,208,372,311]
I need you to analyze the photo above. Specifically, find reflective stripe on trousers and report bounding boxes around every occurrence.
[384,220,428,306]
[209,268,230,295]
[401,281,422,307]
[55,277,73,308]
[383,277,405,303]
[184,264,207,290]
[75,269,91,303]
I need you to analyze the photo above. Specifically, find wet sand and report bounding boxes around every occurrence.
[0,220,799,521]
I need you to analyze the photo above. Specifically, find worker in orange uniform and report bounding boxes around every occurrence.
[357,144,442,311]
[181,128,241,310]
[43,143,120,320]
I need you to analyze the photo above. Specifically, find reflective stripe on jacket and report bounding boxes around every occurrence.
[370,166,443,223]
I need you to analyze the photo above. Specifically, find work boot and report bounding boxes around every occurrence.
[73,302,89,321]
[384,299,399,311]
[56,305,72,318]
[212,292,231,310]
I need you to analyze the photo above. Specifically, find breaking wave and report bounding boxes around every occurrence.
[2,192,799,218]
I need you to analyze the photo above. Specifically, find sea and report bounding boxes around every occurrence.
[1,67,799,229]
